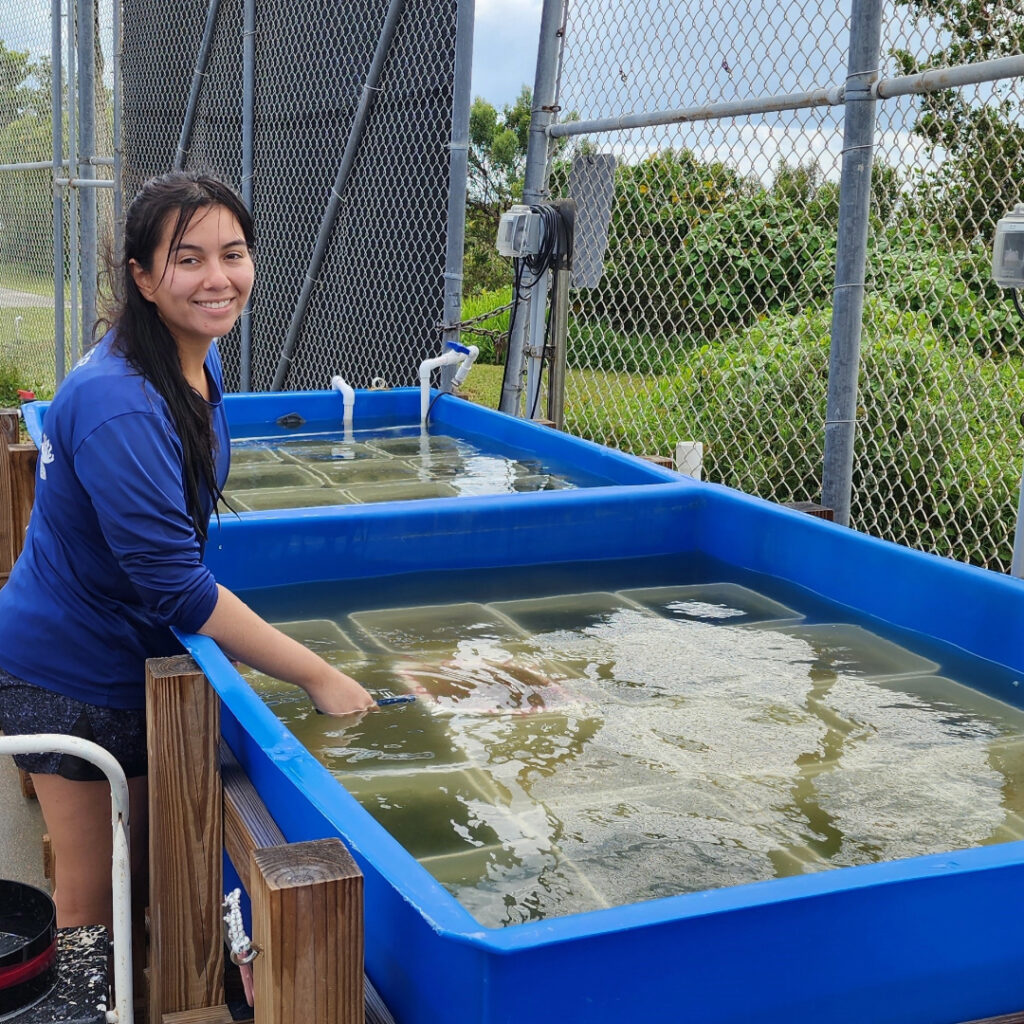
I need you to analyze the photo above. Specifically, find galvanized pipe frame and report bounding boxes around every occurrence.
[499,0,569,418]
[533,19,1023,543]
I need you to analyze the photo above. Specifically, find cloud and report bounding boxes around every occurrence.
[471,0,542,106]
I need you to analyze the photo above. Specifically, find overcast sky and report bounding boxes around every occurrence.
[471,0,543,107]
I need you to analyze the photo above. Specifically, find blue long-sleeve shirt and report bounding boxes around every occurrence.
[0,331,230,707]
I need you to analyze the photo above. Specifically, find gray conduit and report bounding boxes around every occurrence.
[174,0,223,171]
[271,0,407,391]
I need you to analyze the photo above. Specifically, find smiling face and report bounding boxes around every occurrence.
[130,203,254,353]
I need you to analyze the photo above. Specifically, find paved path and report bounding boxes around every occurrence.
[0,286,54,309]
[0,753,47,889]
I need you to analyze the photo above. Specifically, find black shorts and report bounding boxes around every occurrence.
[0,667,147,780]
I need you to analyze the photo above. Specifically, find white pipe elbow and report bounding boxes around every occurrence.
[330,375,355,431]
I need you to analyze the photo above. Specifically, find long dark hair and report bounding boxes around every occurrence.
[112,171,253,540]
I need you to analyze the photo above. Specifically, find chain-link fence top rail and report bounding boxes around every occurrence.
[551,0,1024,571]
[122,0,457,392]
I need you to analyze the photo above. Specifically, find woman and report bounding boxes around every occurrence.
[0,171,374,937]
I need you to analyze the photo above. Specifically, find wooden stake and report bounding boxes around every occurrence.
[146,655,224,1024]
[250,839,364,1024]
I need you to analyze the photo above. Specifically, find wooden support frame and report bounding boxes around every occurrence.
[147,656,385,1024]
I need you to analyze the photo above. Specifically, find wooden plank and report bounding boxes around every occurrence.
[221,742,285,894]
[251,839,364,1024]
[220,742,395,1024]
[146,655,224,1024]
[9,443,37,561]
[0,431,14,576]
[163,1007,238,1024]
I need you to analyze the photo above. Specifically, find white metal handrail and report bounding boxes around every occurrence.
[0,734,133,1024]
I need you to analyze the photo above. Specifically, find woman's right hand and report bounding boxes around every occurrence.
[304,664,376,717]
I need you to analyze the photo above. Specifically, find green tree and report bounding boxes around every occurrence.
[464,86,532,294]
[893,0,1024,242]
[0,41,39,128]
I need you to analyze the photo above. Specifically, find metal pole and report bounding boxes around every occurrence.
[439,0,475,392]
[1012,467,1024,577]
[547,265,570,428]
[820,0,884,527]
[498,0,567,416]
[548,85,845,139]
[174,0,223,171]
[52,0,66,383]
[546,56,1024,143]
[78,0,97,347]
[272,0,406,391]
[66,0,80,368]
[239,0,255,390]
[112,0,123,256]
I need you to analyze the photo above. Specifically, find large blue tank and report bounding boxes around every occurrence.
[26,388,1024,1023]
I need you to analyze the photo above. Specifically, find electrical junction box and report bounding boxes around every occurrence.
[992,203,1024,289]
[496,204,543,257]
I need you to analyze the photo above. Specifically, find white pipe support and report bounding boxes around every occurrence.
[419,350,463,424]
[329,375,355,436]
[0,734,133,1024]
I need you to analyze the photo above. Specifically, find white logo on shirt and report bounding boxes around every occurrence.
[74,348,96,369]
[39,434,53,480]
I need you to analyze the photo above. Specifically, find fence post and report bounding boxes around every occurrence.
[820,0,884,526]
[498,0,567,417]
[251,839,365,1024]
[146,654,224,1024]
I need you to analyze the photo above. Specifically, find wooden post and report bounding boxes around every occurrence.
[250,839,364,1024]
[0,432,13,580]
[146,655,224,1024]
[8,442,37,564]
[0,409,17,445]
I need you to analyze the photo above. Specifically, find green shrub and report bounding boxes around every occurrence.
[568,298,1023,570]
[460,286,512,365]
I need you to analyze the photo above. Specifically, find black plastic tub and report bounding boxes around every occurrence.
[0,881,57,1018]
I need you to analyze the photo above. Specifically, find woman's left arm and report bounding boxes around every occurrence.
[198,584,375,716]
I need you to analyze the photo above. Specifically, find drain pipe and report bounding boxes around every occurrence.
[0,734,133,1024]
[330,375,355,436]
[419,342,478,424]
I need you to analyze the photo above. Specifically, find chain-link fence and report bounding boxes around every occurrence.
[1,0,465,397]
[545,0,1024,571]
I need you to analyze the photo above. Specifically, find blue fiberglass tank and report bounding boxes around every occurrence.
[21,387,1024,1023]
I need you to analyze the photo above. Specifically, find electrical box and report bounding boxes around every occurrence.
[496,205,543,257]
[992,203,1024,289]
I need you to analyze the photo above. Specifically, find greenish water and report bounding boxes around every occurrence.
[223,426,596,510]
[239,563,1024,928]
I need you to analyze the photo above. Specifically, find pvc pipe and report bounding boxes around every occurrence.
[330,375,355,436]
[450,343,479,388]
[675,440,704,480]
[0,734,133,1024]
[419,350,463,424]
